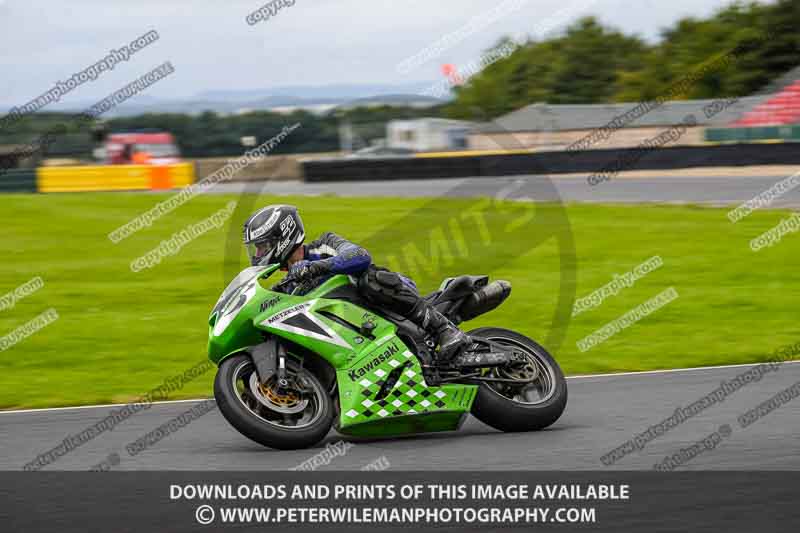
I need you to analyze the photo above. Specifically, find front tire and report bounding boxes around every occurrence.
[468,327,567,432]
[214,353,335,450]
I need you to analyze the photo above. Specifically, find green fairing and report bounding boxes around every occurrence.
[208,265,477,435]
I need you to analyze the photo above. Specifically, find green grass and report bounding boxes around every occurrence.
[1,192,797,409]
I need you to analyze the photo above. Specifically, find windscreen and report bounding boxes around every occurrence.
[210,265,277,317]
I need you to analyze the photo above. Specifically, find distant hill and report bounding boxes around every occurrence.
[196,82,438,102]
[2,82,447,118]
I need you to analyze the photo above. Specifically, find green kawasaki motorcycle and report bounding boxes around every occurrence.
[208,265,567,449]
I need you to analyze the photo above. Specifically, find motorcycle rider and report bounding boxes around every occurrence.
[243,204,470,363]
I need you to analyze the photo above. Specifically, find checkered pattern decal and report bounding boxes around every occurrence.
[340,349,474,425]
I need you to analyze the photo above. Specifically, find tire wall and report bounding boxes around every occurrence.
[302,143,800,182]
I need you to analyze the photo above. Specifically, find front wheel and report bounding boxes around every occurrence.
[214,353,335,450]
[468,327,567,432]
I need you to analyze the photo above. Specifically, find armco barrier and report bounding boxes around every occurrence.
[36,163,195,193]
[302,143,800,182]
[0,169,37,193]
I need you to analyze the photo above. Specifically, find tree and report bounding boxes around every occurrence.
[446,1,800,118]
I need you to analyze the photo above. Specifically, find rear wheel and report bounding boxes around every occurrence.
[468,327,567,432]
[214,353,334,449]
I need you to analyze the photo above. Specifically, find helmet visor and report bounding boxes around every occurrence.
[246,237,280,266]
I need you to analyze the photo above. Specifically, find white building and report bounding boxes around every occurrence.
[387,118,473,152]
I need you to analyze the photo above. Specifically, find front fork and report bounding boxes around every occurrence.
[250,337,289,391]
[275,344,290,394]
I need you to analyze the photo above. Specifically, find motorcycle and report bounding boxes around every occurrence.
[208,264,567,449]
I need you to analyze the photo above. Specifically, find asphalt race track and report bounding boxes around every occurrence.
[3,362,798,471]
[203,174,800,208]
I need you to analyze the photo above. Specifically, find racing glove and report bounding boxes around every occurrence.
[286,260,329,282]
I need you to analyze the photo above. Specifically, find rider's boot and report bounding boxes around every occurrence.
[410,302,470,365]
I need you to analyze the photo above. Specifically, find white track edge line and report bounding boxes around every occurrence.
[0,398,212,415]
[1,360,798,415]
[566,359,800,379]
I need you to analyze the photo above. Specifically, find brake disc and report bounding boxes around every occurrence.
[248,373,309,414]
[499,354,540,382]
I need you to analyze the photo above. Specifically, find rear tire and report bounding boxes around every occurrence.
[468,327,567,432]
[214,353,335,450]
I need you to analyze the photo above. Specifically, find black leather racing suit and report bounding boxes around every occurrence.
[275,232,372,294]
[277,232,469,362]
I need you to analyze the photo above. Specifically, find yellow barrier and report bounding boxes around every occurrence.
[36,163,195,193]
[166,162,195,188]
[414,149,535,158]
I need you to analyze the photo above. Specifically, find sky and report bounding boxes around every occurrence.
[0,0,764,106]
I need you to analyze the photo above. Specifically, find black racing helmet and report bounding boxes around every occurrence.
[243,205,305,266]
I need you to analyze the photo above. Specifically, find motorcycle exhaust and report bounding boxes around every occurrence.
[456,280,511,323]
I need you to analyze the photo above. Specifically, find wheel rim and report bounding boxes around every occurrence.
[482,335,557,406]
[231,360,325,429]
